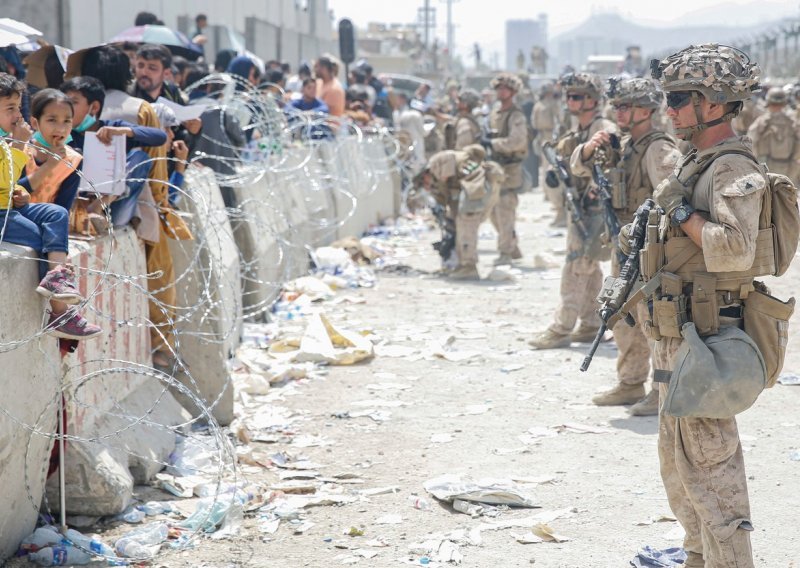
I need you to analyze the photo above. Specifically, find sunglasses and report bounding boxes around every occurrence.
[666,91,693,110]
[567,94,585,101]
[612,103,631,112]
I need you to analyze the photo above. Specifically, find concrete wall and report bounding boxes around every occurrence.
[1,0,333,58]
[0,244,61,561]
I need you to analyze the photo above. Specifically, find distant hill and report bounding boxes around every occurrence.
[553,12,783,58]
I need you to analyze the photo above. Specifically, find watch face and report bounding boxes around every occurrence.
[673,206,690,224]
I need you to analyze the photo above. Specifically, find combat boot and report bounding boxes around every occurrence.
[510,246,523,260]
[628,389,660,416]
[549,211,567,228]
[449,264,480,281]
[528,329,571,349]
[570,324,602,343]
[591,382,645,406]
[683,551,705,568]
[493,254,513,266]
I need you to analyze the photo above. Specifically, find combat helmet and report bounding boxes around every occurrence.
[457,88,481,110]
[765,86,788,105]
[490,72,522,93]
[606,77,663,109]
[560,72,604,99]
[651,43,761,138]
[539,81,556,97]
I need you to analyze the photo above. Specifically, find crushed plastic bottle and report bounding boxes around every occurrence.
[140,501,172,516]
[115,522,169,559]
[29,545,91,566]
[19,526,62,552]
[64,528,115,557]
[408,496,431,510]
[121,507,146,523]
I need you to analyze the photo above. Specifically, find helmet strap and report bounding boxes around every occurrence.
[677,92,737,140]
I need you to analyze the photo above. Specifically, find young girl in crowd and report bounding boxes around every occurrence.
[0,77,101,340]
[60,76,168,231]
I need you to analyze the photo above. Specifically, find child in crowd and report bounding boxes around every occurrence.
[60,76,168,230]
[0,74,101,340]
[19,89,83,211]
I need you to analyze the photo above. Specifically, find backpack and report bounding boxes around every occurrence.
[758,115,796,161]
[701,148,800,276]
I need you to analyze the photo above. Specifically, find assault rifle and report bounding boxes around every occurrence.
[591,163,622,251]
[542,142,589,239]
[580,198,655,372]
[431,203,456,261]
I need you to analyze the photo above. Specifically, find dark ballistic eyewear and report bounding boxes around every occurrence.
[567,93,585,101]
[612,103,631,112]
[666,91,693,110]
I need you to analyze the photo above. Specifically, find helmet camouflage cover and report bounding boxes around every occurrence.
[457,88,481,109]
[606,77,663,108]
[560,72,604,99]
[650,43,761,104]
[490,72,523,93]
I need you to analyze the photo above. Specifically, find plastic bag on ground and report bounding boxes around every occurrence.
[267,313,374,365]
[423,474,538,507]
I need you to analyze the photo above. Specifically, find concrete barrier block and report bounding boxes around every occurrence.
[232,170,287,316]
[42,228,188,516]
[0,244,61,560]
[167,166,242,426]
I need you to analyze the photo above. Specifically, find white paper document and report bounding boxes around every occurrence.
[78,131,127,196]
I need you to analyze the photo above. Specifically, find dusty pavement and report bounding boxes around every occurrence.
[14,189,800,567]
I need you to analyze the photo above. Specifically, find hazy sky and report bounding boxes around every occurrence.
[327,0,797,63]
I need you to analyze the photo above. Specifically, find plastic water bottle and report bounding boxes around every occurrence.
[115,522,169,559]
[64,529,115,556]
[29,545,91,566]
[140,501,172,516]
[408,495,431,510]
[20,526,62,552]
[122,508,146,523]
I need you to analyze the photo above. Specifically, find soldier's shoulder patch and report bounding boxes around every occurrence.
[715,156,766,197]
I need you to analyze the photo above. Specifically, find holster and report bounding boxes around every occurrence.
[690,273,720,336]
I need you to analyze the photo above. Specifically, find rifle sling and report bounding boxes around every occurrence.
[607,241,701,327]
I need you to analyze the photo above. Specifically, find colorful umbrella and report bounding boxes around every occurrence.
[108,25,203,60]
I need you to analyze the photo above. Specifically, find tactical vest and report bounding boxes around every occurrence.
[640,140,779,338]
[491,105,527,165]
[611,130,674,222]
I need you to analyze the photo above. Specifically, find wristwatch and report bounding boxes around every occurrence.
[671,201,695,226]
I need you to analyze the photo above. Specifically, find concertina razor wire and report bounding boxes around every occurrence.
[0,71,419,564]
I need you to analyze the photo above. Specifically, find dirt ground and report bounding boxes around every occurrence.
[12,189,800,567]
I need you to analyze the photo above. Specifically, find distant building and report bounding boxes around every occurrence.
[505,16,547,72]
[354,22,426,75]
[0,0,334,67]
[557,33,628,75]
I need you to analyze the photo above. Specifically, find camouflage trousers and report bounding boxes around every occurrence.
[490,190,519,255]
[611,253,652,386]
[655,336,754,568]
[455,211,484,267]
[550,256,602,335]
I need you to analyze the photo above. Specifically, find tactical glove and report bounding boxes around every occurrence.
[618,223,633,257]
[653,174,691,216]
